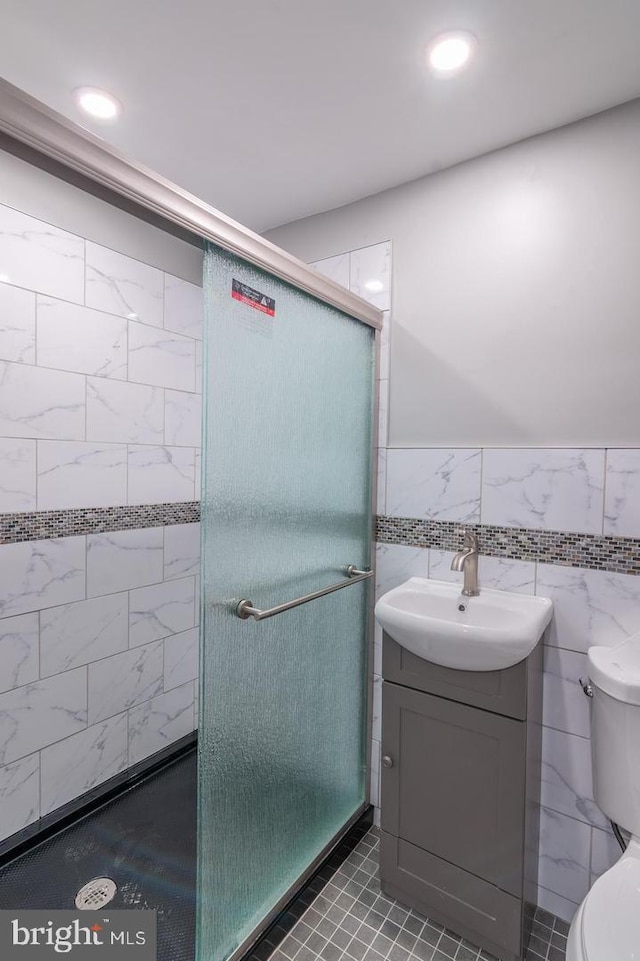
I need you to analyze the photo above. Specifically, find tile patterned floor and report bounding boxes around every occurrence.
[264,828,568,961]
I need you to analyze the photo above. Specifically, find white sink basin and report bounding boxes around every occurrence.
[375,577,553,672]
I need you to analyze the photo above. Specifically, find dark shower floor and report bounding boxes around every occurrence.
[0,748,197,961]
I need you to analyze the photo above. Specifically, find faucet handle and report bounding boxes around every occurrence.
[456,527,478,549]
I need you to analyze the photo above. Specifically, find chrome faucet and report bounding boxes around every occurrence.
[451,529,479,597]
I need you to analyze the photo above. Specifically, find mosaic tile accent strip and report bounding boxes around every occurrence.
[375,516,640,576]
[259,827,567,961]
[0,501,200,544]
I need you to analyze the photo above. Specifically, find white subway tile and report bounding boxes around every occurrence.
[128,682,195,765]
[536,563,640,655]
[128,321,196,391]
[85,242,163,327]
[0,437,36,511]
[87,528,164,596]
[543,647,591,738]
[0,612,39,694]
[0,282,36,364]
[482,449,605,534]
[88,641,164,724]
[40,593,129,676]
[604,449,640,537]
[0,668,87,765]
[538,807,590,904]
[0,536,86,619]
[0,361,85,440]
[164,389,202,447]
[0,753,39,841]
[0,204,84,303]
[40,713,128,815]
[164,523,200,581]
[127,445,195,505]
[37,296,127,379]
[164,627,199,691]
[164,275,203,340]
[37,440,127,510]
[86,377,163,445]
[350,243,392,311]
[129,577,195,648]
[310,254,350,289]
[386,448,481,522]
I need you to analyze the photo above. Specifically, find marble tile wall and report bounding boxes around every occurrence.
[0,200,203,843]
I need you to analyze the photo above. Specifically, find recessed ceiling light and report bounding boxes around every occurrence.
[364,279,385,293]
[74,87,122,120]
[427,31,476,76]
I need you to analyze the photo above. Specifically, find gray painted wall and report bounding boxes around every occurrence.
[266,98,640,448]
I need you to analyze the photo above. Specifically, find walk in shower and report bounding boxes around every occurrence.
[0,80,381,961]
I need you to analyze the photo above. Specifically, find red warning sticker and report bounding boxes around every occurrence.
[231,279,275,317]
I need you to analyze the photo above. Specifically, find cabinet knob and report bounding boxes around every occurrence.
[382,755,394,769]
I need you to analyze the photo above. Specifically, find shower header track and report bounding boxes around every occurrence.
[0,79,382,331]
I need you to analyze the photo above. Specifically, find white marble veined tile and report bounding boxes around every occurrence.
[0,437,36,512]
[591,826,622,882]
[536,885,579,925]
[0,613,39,692]
[386,448,481,522]
[129,577,196,648]
[0,536,86,619]
[0,612,39,694]
[0,752,39,841]
[85,242,163,327]
[128,320,196,392]
[40,593,129,676]
[40,713,128,816]
[86,376,164,445]
[0,361,85,440]
[127,445,195,505]
[482,449,605,534]
[164,627,199,690]
[193,682,199,730]
[0,204,84,304]
[164,523,201,581]
[375,542,428,601]
[378,380,389,449]
[541,726,606,829]
[164,275,203,340]
[87,527,164,596]
[88,641,164,724]
[538,807,591,904]
[194,449,201,500]
[428,550,536,594]
[310,253,350,290]
[0,668,87,765]
[0,282,36,364]
[37,440,127,510]
[372,674,382,742]
[128,681,195,765]
[379,310,391,381]
[536,563,640,655]
[543,647,591,738]
[164,389,202,447]
[350,243,392,311]
[374,621,382,675]
[195,342,202,394]
[604,449,640,537]
[376,449,387,516]
[370,738,381,809]
[194,575,200,626]
[37,296,127,379]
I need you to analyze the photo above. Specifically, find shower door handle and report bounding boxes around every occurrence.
[236,565,373,621]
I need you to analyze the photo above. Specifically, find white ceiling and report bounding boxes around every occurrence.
[1,0,640,232]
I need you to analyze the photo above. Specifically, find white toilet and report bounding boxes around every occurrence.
[567,634,640,960]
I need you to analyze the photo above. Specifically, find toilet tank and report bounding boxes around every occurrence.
[588,636,640,835]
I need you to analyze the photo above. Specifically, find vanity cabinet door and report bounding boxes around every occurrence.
[381,681,526,896]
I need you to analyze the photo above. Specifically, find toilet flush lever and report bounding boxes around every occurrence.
[579,677,594,698]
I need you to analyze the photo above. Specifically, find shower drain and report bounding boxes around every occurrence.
[75,877,117,910]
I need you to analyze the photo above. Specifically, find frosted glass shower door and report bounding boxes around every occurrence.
[197,245,375,961]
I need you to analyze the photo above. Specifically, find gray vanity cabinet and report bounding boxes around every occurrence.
[380,635,543,961]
